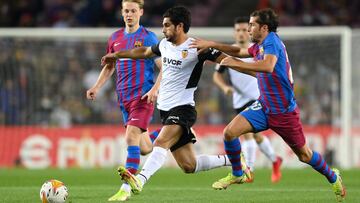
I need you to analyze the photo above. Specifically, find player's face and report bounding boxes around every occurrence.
[248,16,263,43]
[122,2,143,27]
[234,23,250,44]
[162,17,178,43]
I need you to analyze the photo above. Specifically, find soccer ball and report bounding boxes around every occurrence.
[39,179,68,203]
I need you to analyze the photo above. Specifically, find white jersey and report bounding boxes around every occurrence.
[215,57,260,109]
[152,38,221,111]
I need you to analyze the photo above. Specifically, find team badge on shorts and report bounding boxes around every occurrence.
[181,50,188,58]
[134,40,143,48]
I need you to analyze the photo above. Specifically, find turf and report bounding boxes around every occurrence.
[0,168,359,203]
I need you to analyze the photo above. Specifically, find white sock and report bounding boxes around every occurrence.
[137,146,167,185]
[258,136,277,162]
[194,155,230,173]
[120,183,131,193]
[242,139,257,171]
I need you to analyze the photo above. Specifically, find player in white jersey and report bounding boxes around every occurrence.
[101,6,249,197]
[213,16,282,183]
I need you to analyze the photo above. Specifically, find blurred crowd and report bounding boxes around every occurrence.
[0,0,357,127]
[0,0,359,28]
[257,0,360,27]
[0,36,344,127]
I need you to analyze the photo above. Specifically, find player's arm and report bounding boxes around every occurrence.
[86,63,115,100]
[213,65,233,96]
[190,38,250,58]
[142,58,162,103]
[221,54,277,74]
[101,46,156,66]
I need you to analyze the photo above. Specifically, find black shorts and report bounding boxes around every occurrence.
[160,105,197,152]
[235,100,257,114]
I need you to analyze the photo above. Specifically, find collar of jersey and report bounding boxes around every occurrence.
[123,25,143,35]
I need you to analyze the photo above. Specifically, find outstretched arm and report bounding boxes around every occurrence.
[190,38,251,58]
[221,54,277,76]
[101,46,156,66]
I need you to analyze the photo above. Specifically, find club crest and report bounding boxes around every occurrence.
[259,47,264,55]
[134,41,143,48]
[181,50,188,58]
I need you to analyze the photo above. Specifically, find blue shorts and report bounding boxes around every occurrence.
[241,100,306,149]
[240,101,269,132]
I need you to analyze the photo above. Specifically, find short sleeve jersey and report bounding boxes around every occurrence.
[248,32,296,114]
[151,38,221,111]
[107,26,158,103]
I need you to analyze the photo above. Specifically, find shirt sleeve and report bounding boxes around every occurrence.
[106,36,114,54]
[263,35,279,58]
[151,40,162,56]
[199,48,222,62]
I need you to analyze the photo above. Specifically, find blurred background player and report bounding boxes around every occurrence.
[101,6,238,196]
[191,8,346,202]
[213,16,282,183]
[86,0,161,201]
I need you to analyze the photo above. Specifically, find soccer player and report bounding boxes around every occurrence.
[213,16,282,183]
[101,6,246,197]
[86,0,161,201]
[191,8,346,202]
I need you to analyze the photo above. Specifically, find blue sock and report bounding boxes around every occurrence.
[125,146,140,174]
[308,151,337,183]
[149,128,161,143]
[224,138,243,177]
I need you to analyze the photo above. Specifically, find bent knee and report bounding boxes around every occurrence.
[223,125,239,140]
[180,164,196,174]
[140,147,152,155]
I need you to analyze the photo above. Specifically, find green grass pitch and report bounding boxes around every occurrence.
[1,168,359,202]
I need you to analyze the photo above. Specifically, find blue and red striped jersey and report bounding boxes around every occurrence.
[248,32,297,114]
[106,26,158,103]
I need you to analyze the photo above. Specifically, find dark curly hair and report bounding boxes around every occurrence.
[250,8,279,32]
[163,6,191,33]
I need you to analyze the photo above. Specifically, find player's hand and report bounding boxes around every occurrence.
[141,87,158,104]
[189,38,213,54]
[86,87,98,100]
[101,53,117,66]
[220,56,240,67]
[223,86,234,96]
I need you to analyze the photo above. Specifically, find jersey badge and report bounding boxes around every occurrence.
[259,46,264,55]
[134,40,143,48]
[181,50,188,58]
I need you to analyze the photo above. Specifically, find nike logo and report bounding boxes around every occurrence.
[114,42,121,46]
[130,118,139,121]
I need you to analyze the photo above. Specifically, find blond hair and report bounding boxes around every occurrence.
[122,0,144,9]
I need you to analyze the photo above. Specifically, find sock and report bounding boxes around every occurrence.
[224,138,243,177]
[149,128,161,143]
[242,139,257,171]
[194,154,230,173]
[125,146,140,174]
[137,146,167,185]
[308,151,337,183]
[258,136,277,162]
[120,183,131,193]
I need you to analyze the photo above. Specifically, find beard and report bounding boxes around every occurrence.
[164,34,176,43]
